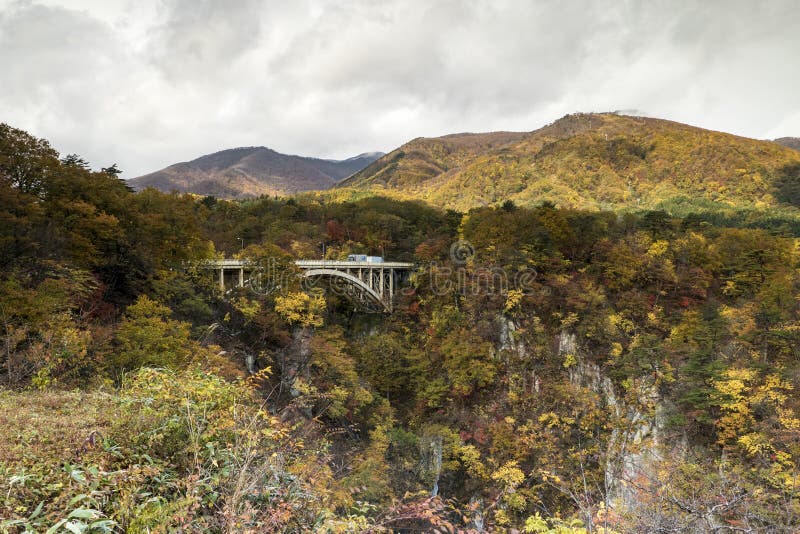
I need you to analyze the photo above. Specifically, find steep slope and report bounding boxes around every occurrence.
[342,132,527,190]
[340,113,800,211]
[130,147,383,198]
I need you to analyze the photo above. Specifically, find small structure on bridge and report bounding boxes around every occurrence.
[201,257,414,313]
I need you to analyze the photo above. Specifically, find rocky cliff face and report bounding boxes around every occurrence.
[494,319,664,504]
[557,330,668,506]
[498,316,527,359]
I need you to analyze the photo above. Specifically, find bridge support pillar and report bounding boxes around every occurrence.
[219,268,224,292]
[238,268,244,287]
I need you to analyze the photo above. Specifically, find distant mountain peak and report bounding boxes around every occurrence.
[128,147,383,198]
[774,137,800,151]
[347,151,385,161]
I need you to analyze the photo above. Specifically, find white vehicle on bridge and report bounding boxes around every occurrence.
[347,254,384,263]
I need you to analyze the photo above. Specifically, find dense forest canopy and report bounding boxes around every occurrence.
[3,122,800,532]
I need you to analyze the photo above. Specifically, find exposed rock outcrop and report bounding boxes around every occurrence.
[559,330,666,505]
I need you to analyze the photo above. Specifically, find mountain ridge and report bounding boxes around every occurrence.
[339,113,800,211]
[129,146,384,198]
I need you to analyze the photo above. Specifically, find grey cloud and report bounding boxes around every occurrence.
[0,2,136,166]
[0,3,118,105]
[0,0,798,178]
[147,0,266,80]
[271,1,593,115]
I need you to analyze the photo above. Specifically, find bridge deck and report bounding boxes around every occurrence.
[295,260,414,269]
[202,259,254,267]
[203,259,414,269]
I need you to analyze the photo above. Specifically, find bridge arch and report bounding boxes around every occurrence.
[301,268,388,312]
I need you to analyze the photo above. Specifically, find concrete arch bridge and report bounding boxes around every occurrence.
[202,258,414,313]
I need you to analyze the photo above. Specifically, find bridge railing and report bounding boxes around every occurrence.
[294,260,415,269]
[198,259,414,269]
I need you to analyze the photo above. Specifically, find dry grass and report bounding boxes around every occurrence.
[0,388,116,466]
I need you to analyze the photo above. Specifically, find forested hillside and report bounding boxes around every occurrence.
[130,147,383,199]
[342,113,800,213]
[3,123,800,532]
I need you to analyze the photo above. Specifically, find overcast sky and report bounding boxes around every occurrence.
[1,0,799,177]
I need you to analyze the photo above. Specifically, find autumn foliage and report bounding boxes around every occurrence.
[3,122,800,531]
